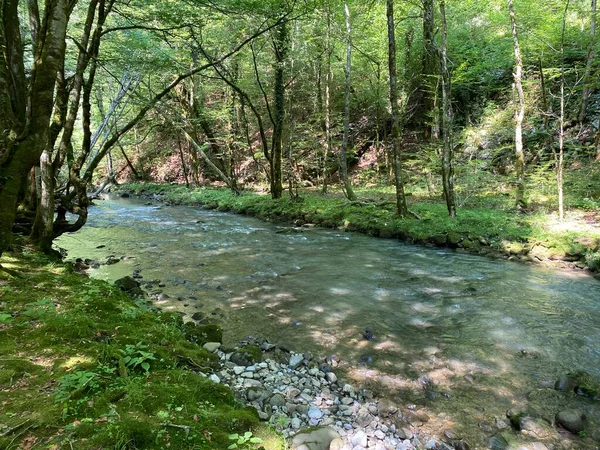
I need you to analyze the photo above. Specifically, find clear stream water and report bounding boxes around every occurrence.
[56,196,600,447]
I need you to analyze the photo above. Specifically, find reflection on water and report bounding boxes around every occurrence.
[57,196,600,446]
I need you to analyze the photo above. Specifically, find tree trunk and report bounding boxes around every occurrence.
[177,139,190,187]
[558,0,571,222]
[271,18,288,200]
[322,0,333,194]
[386,0,408,216]
[439,0,456,217]
[340,3,357,201]
[421,0,437,140]
[508,0,526,209]
[0,0,73,255]
[579,0,597,123]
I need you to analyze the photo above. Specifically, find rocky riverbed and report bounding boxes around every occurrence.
[193,334,595,450]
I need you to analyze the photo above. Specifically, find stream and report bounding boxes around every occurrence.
[56,196,600,448]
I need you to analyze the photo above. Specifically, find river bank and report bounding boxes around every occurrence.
[115,183,600,276]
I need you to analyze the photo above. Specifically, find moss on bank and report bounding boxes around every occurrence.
[119,183,600,274]
[0,249,284,449]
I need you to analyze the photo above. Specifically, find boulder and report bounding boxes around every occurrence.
[291,426,341,450]
[555,409,585,434]
[183,323,223,345]
[114,276,144,297]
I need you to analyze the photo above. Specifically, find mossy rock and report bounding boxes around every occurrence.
[446,231,462,247]
[230,344,262,366]
[571,371,600,399]
[431,234,447,247]
[183,322,223,344]
[159,311,185,329]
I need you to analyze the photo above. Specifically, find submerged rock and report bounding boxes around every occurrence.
[362,326,376,341]
[487,434,509,450]
[555,409,585,434]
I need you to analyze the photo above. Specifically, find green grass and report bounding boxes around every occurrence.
[0,249,285,449]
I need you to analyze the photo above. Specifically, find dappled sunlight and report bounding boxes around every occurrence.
[60,356,94,370]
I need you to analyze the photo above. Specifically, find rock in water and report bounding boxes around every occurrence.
[555,409,585,434]
[554,375,576,392]
[488,434,509,450]
[362,327,375,341]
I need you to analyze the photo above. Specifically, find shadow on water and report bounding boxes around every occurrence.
[56,197,600,448]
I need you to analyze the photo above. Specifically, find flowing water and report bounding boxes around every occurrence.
[57,196,600,448]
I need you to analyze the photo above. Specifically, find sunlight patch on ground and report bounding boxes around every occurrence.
[60,356,94,369]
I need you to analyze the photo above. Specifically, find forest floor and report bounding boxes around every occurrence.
[0,248,283,450]
[117,182,600,276]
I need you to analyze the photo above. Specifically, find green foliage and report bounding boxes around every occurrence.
[228,431,264,449]
[119,342,156,374]
[55,370,100,403]
[22,298,55,318]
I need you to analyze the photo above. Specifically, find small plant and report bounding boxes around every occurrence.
[121,298,152,319]
[0,312,13,324]
[119,342,156,374]
[22,298,55,318]
[55,370,99,403]
[227,431,263,449]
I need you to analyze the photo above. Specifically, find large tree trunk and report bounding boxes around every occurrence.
[439,0,456,217]
[0,0,74,256]
[340,3,357,201]
[386,0,408,216]
[31,0,101,251]
[508,0,526,209]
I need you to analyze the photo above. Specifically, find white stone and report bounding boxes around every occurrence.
[351,430,368,447]
[209,374,220,383]
[202,342,221,352]
[289,354,304,368]
[326,372,338,384]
